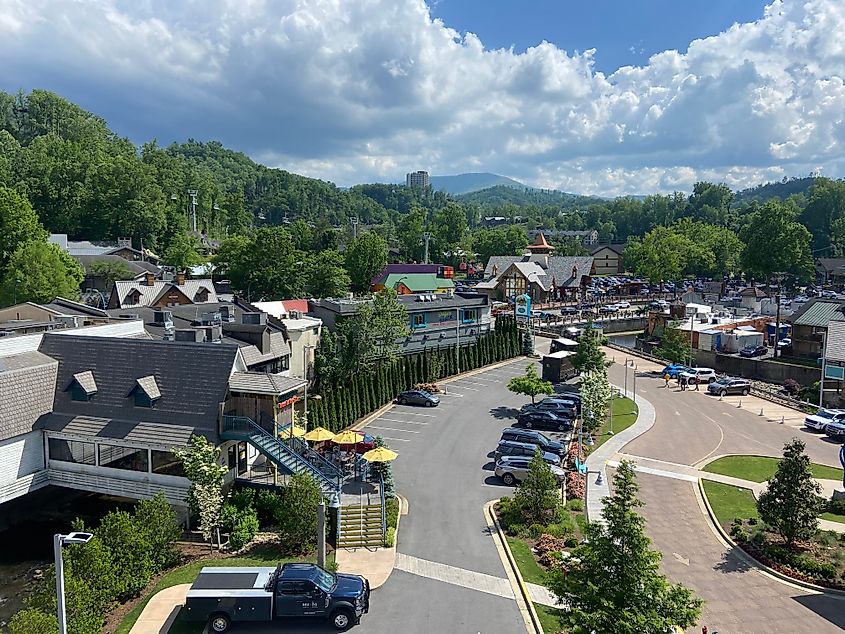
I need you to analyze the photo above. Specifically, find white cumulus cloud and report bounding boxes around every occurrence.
[0,0,843,196]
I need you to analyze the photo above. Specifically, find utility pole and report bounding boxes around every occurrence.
[349,216,359,240]
[689,313,695,367]
[422,232,432,264]
[773,272,784,359]
[188,190,198,233]
[820,331,828,408]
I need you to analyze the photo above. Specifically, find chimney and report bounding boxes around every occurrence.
[144,272,155,286]
[175,272,186,286]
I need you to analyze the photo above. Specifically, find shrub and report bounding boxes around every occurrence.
[385,498,400,529]
[564,537,579,548]
[230,487,256,511]
[255,489,284,527]
[730,525,748,542]
[8,609,58,634]
[508,523,527,538]
[542,523,566,538]
[826,498,845,516]
[229,507,260,551]
[783,379,800,395]
[566,498,584,512]
[497,497,523,531]
[732,517,743,527]
[384,527,396,548]
[275,473,324,554]
[529,523,547,538]
[747,517,758,525]
[97,510,155,600]
[133,492,182,569]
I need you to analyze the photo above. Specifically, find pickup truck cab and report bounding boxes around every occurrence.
[184,563,369,632]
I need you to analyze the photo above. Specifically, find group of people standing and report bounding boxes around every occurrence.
[663,372,701,391]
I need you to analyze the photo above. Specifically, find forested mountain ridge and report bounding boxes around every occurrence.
[734,176,818,205]
[429,172,526,194]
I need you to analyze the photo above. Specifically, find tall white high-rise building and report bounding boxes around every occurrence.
[405,170,430,189]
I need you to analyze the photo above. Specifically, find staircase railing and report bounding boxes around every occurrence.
[222,416,340,493]
[380,474,386,539]
[286,436,344,482]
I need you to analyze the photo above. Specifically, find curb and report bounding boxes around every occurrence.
[484,500,544,634]
[696,479,845,597]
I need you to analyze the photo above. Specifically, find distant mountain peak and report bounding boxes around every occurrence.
[429,172,526,195]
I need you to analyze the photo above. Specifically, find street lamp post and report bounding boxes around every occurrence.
[456,306,461,374]
[318,493,341,569]
[13,278,21,305]
[54,531,93,634]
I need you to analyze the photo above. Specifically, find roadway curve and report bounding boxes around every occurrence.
[606,358,845,633]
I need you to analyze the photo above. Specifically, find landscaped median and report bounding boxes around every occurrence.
[699,449,845,593]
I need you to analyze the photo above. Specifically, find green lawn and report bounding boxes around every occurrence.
[534,603,565,634]
[505,536,547,586]
[590,396,638,452]
[116,543,328,634]
[701,480,758,525]
[703,455,842,483]
[821,512,845,525]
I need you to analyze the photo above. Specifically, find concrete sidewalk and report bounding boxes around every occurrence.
[128,584,190,634]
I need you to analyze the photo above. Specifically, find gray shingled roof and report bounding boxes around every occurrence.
[72,370,98,395]
[483,255,593,289]
[0,351,58,442]
[791,298,845,327]
[38,414,196,448]
[38,334,238,440]
[135,375,161,400]
[228,372,305,396]
[110,279,218,309]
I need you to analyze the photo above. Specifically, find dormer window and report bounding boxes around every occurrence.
[133,375,161,408]
[194,287,209,303]
[124,289,142,306]
[68,371,97,401]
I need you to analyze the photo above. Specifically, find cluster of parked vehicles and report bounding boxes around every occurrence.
[493,389,581,486]
[660,364,753,396]
[804,409,845,441]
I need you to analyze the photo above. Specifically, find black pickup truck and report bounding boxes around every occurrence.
[183,562,370,632]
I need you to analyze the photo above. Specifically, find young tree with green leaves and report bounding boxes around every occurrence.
[512,449,561,525]
[306,249,351,298]
[275,473,324,554]
[1,241,84,305]
[507,364,554,404]
[757,438,824,547]
[88,258,134,294]
[580,368,612,432]
[0,185,47,272]
[345,231,388,293]
[174,435,228,543]
[547,461,703,633]
[654,324,692,365]
[572,323,607,374]
[162,233,203,272]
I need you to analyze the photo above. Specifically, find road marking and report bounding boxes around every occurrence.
[367,425,421,434]
[722,412,733,417]
[375,417,429,425]
[674,411,681,416]
[394,553,515,600]
[449,384,481,391]
[438,392,464,397]
[458,376,501,383]
[397,412,437,417]
[371,435,411,442]
[672,552,690,566]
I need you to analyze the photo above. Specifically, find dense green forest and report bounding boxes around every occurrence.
[1,89,845,305]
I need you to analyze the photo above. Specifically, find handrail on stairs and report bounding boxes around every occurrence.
[222,415,340,493]
[286,436,343,481]
[380,474,386,539]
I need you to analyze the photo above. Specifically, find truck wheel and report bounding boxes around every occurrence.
[331,607,355,631]
[209,613,231,633]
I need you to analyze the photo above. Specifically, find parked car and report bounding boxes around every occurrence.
[614,301,631,309]
[396,390,439,407]
[824,421,845,440]
[739,345,767,358]
[598,305,617,314]
[517,410,573,432]
[679,367,717,383]
[777,337,792,349]
[707,377,751,397]
[520,399,578,417]
[494,440,560,465]
[500,428,565,455]
[804,409,845,432]
[578,302,596,310]
[495,456,566,486]
[661,364,692,379]
[560,306,579,315]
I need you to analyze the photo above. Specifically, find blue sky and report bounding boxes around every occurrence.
[0,0,843,196]
[429,0,771,74]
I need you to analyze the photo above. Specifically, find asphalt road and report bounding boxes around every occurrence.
[231,357,555,634]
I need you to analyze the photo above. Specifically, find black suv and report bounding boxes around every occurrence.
[521,398,578,417]
[500,428,565,455]
[517,410,573,432]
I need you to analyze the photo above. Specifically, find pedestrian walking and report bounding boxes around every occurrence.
[694,374,701,391]
[664,373,670,388]
[680,375,687,391]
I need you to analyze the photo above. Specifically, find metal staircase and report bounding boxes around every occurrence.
[221,416,342,497]
[337,504,385,549]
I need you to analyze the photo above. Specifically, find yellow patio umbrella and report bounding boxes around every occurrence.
[279,424,306,438]
[304,426,335,442]
[362,446,398,463]
[332,430,362,445]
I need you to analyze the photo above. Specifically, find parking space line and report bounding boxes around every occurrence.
[373,435,411,442]
[438,392,464,397]
[368,425,421,434]
[375,417,429,425]
[448,384,480,391]
[396,412,437,417]
[458,376,501,383]
[455,379,500,386]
